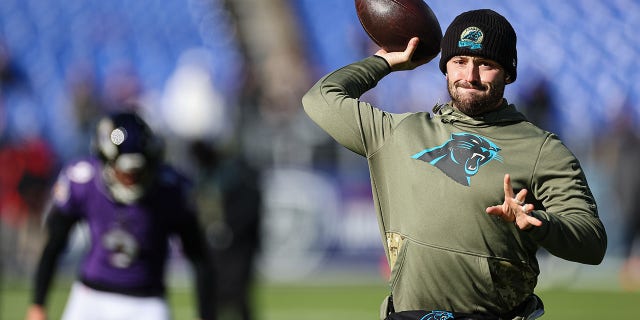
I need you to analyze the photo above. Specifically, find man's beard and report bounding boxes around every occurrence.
[447,78,505,116]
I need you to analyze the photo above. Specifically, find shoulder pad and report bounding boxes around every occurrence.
[64,161,96,184]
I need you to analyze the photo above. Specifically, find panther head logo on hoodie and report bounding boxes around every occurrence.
[412,132,502,186]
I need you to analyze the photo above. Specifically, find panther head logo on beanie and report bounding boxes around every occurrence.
[439,9,517,83]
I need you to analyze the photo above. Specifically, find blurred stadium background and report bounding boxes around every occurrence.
[1,0,639,318]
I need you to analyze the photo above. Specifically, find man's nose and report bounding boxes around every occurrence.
[463,64,480,82]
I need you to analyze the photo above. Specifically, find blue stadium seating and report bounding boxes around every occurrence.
[0,0,638,155]
[0,0,242,157]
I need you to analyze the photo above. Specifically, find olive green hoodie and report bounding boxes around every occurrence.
[302,56,607,316]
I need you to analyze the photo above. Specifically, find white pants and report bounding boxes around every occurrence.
[61,282,171,320]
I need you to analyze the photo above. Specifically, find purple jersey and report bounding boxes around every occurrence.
[52,157,196,295]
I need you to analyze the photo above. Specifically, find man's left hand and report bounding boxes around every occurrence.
[486,174,543,230]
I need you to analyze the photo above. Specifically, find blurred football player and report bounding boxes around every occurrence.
[25,110,215,320]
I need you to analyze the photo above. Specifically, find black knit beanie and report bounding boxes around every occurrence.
[439,9,517,82]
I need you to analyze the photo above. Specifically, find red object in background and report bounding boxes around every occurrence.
[0,138,57,226]
[379,253,391,281]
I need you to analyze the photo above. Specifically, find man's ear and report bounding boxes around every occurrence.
[505,73,513,84]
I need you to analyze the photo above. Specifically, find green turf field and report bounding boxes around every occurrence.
[2,279,639,319]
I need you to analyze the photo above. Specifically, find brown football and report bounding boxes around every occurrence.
[355,0,442,62]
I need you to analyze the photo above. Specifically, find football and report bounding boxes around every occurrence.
[355,0,442,62]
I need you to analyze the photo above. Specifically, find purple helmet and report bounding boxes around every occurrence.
[93,111,163,203]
